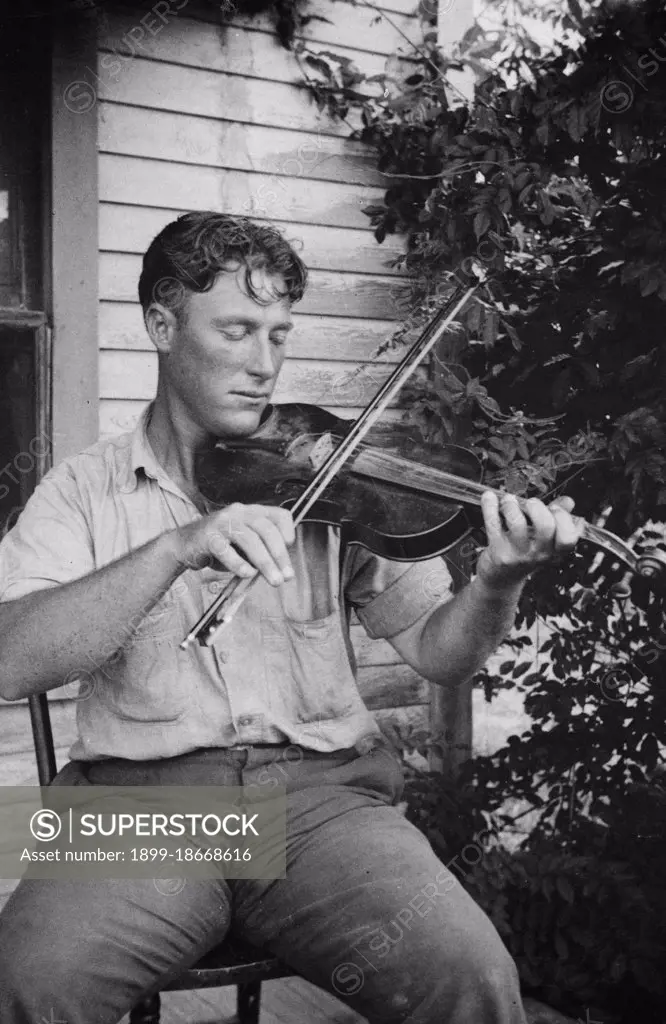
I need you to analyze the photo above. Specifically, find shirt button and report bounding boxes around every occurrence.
[208,581,222,594]
[237,715,255,727]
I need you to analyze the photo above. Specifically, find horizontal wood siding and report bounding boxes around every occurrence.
[100,104,384,185]
[101,3,422,80]
[97,3,417,439]
[99,205,405,274]
[100,155,385,230]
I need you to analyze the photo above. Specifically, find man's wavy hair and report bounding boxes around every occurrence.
[138,212,308,319]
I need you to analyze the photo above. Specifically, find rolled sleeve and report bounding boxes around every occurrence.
[344,547,454,640]
[0,463,94,603]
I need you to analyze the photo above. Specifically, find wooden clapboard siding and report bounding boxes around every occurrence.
[99,155,386,232]
[100,104,384,186]
[52,16,100,465]
[96,4,415,445]
[99,207,405,276]
[229,0,422,52]
[97,57,361,135]
[101,3,423,76]
[103,11,368,84]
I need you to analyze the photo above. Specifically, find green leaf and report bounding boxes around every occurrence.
[567,0,584,26]
[567,105,588,143]
[502,320,522,351]
[512,661,532,679]
[639,733,659,769]
[539,192,555,226]
[304,54,333,78]
[473,210,491,239]
[536,122,549,146]
[482,309,499,347]
[639,270,661,297]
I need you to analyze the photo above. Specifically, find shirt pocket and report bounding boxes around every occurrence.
[95,590,187,723]
[261,609,358,724]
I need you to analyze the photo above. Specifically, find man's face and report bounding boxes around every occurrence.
[162,265,293,438]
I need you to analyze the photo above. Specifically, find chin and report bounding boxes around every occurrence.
[209,407,266,439]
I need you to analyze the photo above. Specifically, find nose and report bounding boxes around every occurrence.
[247,330,276,381]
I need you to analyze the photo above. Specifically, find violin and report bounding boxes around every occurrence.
[180,280,666,649]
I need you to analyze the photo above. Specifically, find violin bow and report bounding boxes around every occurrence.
[180,271,486,649]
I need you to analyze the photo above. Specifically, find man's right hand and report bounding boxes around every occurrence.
[174,502,296,586]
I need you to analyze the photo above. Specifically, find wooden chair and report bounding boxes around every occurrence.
[27,691,294,1024]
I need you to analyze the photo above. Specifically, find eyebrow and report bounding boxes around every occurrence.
[210,316,293,331]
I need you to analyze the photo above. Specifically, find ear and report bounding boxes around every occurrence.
[144,302,179,356]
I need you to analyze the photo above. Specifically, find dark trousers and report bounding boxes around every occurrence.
[0,742,526,1023]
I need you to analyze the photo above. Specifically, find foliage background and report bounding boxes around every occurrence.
[299,0,666,1019]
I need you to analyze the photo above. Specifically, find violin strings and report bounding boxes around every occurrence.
[350,447,637,572]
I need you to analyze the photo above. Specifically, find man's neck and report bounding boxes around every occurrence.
[145,391,205,502]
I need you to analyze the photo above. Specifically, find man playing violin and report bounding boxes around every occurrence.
[0,212,583,1024]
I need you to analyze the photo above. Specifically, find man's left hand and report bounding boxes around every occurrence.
[475,492,585,591]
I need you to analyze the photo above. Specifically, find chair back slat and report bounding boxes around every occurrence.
[28,693,57,785]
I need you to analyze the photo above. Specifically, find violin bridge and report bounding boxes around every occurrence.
[309,432,336,471]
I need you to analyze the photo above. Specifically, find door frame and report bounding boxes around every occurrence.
[50,12,99,465]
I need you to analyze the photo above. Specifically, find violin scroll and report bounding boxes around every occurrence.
[636,549,666,580]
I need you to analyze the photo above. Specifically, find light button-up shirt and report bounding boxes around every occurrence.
[0,405,454,761]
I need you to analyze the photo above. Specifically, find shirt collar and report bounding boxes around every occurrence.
[122,402,184,498]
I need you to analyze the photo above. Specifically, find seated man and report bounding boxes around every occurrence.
[0,212,582,1024]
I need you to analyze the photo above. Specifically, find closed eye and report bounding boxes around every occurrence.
[219,326,249,341]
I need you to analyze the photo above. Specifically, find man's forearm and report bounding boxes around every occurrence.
[0,530,185,701]
[415,574,526,686]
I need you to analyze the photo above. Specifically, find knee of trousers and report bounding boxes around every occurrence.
[339,916,523,1024]
[0,937,143,1024]
[359,905,521,1011]
[425,907,520,994]
[417,926,524,1024]
[0,918,114,1016]
[0,945,56,1017]
[447,925,520,994]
